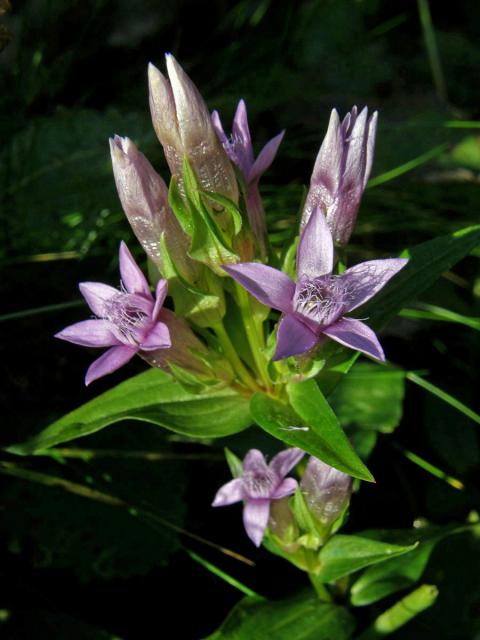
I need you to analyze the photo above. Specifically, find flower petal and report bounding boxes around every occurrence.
[341,258,408,312]
[152,279,168,322]
[270,448,305,479]
[296,205,334,278]
[55,319,121,348]
[212,478,245,506]
[85,345,137,385]
[223,263,295,312]
[140,321,171,351]
[79,282,119,317]
[248,130,285,184]
[323,317,385,361]
[363,111,378,189]
[211,110,228,144]
[243,500,270,547]
[243,449,269,473]
[272,477,298,500]
[272,314,319,361]
[232,99,254,175]
[119,241,151,297]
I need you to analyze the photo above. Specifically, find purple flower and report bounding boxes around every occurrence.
[300,457,352,532]
[148,54,238,203]
[212,448,304,547]
[55,242,171,385]
[301,107,378,246]
[224,206,407,361]
[212,100,284,256]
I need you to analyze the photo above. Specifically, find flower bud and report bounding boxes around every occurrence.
[148,55,239,204]
[301,107,377,246]
[109,135,198,282]
[300,457,352,538]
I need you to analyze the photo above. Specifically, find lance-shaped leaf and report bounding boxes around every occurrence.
[249,379,374,482]
[205,592,355,640]
[315,534,418,583]
[7,369,252,454]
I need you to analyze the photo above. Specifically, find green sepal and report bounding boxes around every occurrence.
[224,448,243,478]
[159,234,225,327]
[201,190,243,236]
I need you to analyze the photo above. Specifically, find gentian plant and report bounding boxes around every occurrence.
[11,52,480,639]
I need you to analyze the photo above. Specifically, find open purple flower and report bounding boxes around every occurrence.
[212,448,304,547]
[301,107,378,246]
[212,100,284,255]
[224,206,407,361]
[55,242,171,385]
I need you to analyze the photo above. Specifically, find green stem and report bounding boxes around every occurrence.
[234,282,271,391]
[308,573,332,602]
[213,322,260,393]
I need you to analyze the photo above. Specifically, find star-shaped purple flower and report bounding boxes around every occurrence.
[55,242,171,385]
[212,448,304,547]
[212,100,284,255]
[223,207,408,361]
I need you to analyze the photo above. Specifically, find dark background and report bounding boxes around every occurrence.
[1,1,479,638]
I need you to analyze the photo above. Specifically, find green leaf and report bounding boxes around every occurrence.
[250,379,374,482]
[205,592,355,640]
[7,369,252,454]
[350,524,473,606]
[317,225,480,394]
[316,534,418,583]
[329,363,405,433]
[359,225,480,331]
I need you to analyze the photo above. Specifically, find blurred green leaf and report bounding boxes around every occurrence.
[205,592,355,640]
[329,363,405,433]
[315,534,417,583]
[350,524,473,606]
[7,369,252,454]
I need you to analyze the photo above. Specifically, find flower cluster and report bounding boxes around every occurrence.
[55,54,408,561]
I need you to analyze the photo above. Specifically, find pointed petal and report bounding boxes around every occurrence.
[273,314,319,361]
[341,258,408,312]
[343,106,369,187]
[243,449,269,473]
[118,241,151,297]
[232,99,252,150]
[148,61,182,161]
[363,111,378,188]
[272,477,298,500]
[223,263,295,312]
[79,282,118,317]
[211,110,228,144]
[243,500,270,547]
[212,478,245,506]
[55,319,121,348]
[85,345,137,385]
[270,448,305,479]
[140,321,171,351]
[248,130,285,183]
[152,279,168,321]
[323,317,385,361]
[297,205,334,278]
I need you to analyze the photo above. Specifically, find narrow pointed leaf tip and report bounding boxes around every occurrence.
[55,243,171,384]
